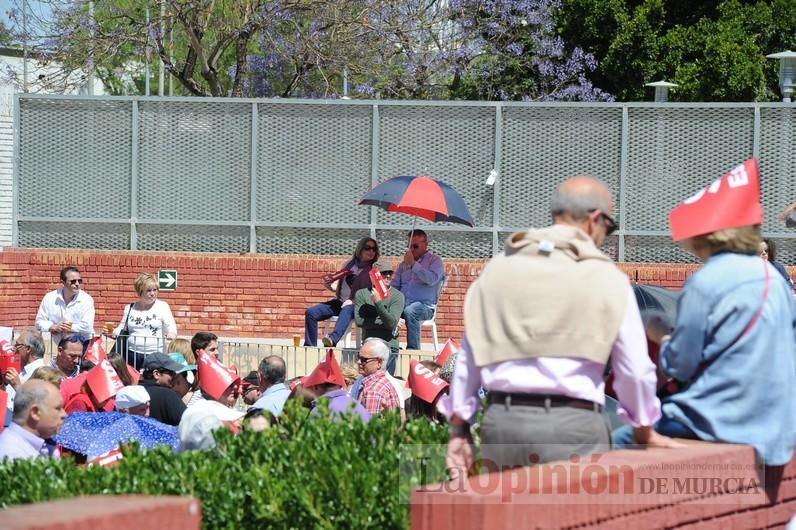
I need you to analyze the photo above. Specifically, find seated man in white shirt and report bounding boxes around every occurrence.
[0,380,65,462]
[35,266,95,346]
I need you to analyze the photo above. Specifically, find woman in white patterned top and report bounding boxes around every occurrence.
[112,272,178,369]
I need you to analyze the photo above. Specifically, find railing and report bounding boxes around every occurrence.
[39,334,437,379]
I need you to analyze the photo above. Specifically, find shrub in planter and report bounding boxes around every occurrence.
[0,399,449,529]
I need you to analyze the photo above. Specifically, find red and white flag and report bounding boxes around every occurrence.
[669,158,762,241]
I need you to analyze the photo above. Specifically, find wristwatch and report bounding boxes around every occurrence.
[448,422,471,438]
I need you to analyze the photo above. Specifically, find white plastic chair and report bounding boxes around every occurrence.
[419,276,446,351]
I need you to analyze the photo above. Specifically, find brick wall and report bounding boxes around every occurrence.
[0,247,764,341]
[411,444,796,529]
[0,495,200,530]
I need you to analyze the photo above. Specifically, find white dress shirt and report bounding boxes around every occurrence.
[35,288,95,344]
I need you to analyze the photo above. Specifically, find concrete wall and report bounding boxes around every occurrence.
[0,110,12,248]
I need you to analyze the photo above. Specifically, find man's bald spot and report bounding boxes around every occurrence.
[558,176,611,205]
[551,175,612,220]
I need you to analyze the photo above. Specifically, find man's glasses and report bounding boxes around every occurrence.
[363,245,376,251]
[381,272,393,278]
[66,279,83,285]
[411,244,420,249]
[357,356,379,364]
[589,209,617,236]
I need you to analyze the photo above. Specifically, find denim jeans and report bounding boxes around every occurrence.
[403,301,434,350]
[304,299,342,346]
[611,414,698,448]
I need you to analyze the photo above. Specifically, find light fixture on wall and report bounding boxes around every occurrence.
[645,81,678,102]
[766,50,796,102]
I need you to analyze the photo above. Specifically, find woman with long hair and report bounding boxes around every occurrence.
[304,237,380,347]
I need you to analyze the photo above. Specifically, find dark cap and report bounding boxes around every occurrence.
[373,261,394,274]
[143,352,184,373]
[242,370,260,389]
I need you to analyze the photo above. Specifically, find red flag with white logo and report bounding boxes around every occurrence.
[669,158,762,242]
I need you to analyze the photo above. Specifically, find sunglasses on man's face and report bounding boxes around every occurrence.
[357,356,380,364]
[363,245,376,251]
[588,209,617,236]
[66,278,83,285]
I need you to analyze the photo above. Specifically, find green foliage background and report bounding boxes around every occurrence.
[0,400,449,529]
[556,0,796,101]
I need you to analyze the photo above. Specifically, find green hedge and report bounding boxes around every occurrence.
[0,400,449,529]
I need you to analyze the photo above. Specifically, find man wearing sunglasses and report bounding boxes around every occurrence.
[392,229,445,350]
[442,175,679,476]
[35,266,95,346]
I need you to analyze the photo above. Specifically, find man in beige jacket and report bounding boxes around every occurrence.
[440,175,681,474]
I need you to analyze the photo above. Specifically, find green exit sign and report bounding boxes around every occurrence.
[158,270,177,291]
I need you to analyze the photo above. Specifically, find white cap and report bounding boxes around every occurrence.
[177,400,245,453]
[114,385,150,410]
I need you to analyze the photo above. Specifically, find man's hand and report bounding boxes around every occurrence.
[780,202,796,220]
[446,435,474,482]
[397,318,405,329]
[632,426,687,448]
[402,250,416,267]
[3,367,20,389]
[371,289,383,304]
[50,322,71,334]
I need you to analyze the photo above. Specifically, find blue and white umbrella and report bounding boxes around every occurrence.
[54,411,178,458]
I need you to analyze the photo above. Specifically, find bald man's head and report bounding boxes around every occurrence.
[550,176,613,221]
[550,176,615,246]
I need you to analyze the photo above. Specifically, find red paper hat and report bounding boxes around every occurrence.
[433,338,460,367]
[0,340,14,356]
[197,351,241,401]
[86,359,124,403]
[669,158,762,242]
[127,365,141,384]
[288,377,305,391]
[303,349,345,388]
[83,337,107,365]
[407,359,449,403]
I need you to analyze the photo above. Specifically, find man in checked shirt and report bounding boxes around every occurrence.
[356,338,400,415]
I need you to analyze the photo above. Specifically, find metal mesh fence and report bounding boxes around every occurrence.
[13,96,796,263]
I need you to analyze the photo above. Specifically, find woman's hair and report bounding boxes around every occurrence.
[134,272,158,296]
[107,353,135,386]
[419,360,441,373]
[168,337,195,364]
[29,366,65,388]
[762,238,777,261]
[340,363,359,387]
[688,225,761,258]
[352,237,380,264]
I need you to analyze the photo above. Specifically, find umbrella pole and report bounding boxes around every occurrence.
[407,217,416,252]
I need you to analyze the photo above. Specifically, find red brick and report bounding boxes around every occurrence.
[0,495,200,530]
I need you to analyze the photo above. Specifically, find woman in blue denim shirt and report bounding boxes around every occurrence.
[614,225,796,465]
